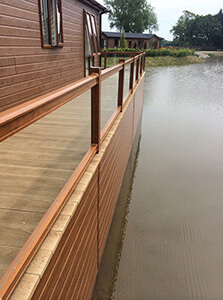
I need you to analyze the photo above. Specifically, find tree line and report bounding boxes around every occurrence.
[170,10,223,50]
[104,0,158,33]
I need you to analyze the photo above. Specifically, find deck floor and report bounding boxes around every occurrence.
[0,71,129,278]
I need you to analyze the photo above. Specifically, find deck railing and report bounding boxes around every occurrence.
[101,50,143,70]
[0,51,146,299]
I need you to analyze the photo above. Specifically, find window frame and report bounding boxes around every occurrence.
[39,0,64,48]
[84,11,101,55]
[84,10,101,76]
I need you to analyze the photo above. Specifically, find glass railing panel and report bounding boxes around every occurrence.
[123,64,131,99]
[0,89,91,278]
[102,53,134,68]
[101,72,119,130]
[133,62,136,87]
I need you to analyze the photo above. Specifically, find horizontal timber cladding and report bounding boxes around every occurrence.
[31,170,98,300]
[0,0,100,112]
[98,99,134,261]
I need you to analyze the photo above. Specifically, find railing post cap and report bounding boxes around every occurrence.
[89,67,101,76]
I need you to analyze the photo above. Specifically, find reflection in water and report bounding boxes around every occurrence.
[93,57,223,300]
[92,123,142,300]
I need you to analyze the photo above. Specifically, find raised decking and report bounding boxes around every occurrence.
[0,93,90,278]
[0,53,145,299]
[0,74,121,278]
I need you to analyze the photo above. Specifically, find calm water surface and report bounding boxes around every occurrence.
[92,57,223,300]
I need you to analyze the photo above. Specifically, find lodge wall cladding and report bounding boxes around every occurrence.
[30,77,145,300]
[0,0,99,112]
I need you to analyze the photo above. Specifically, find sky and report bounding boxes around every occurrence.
[97,0,223,40]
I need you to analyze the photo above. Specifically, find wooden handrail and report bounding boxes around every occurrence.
[102,50,142,55]
[101,63,123,81]
[125,57,133,65]
[0,53,145,143]
[101,50,143,69]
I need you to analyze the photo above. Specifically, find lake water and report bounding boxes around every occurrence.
[92,57,223,300]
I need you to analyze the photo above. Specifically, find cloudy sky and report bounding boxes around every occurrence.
[98,0,222,40]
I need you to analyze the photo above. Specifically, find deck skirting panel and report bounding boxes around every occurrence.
[133,76,145,140]
[31,170,98,300]
[98,99,134,261]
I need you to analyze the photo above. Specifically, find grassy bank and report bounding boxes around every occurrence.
[102,47,204,68]
[145,55,203,67]
[102,55,203,68]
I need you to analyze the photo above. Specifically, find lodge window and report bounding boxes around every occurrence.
[84,11,100,76]
[129,40,132,48]
[102,39,106,48]
[39,0,63,48]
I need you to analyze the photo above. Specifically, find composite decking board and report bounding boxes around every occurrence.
[0,194,53,214]
[0,245,21,277]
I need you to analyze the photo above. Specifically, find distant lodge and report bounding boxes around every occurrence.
[102,31,163,49]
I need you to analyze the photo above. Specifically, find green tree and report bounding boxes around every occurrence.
[104,0,158,33]
[170,11,196,46]
[171,10,223,49]
[215,9,223,49]
[120,32,127,48]
[191,15,222,48]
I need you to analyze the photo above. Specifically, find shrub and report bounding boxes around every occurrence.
[146,47,194,57]
[102,47,195,58]
[120,32,127,49]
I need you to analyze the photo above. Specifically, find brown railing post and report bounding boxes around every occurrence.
[129,58,135,93]
[136,57,139,83]
[118,58,125,111]
[90,67,101,153]
[140,54,143,76]
[99,53,102,68]
[143,52,146,71]
[104,50,107,69]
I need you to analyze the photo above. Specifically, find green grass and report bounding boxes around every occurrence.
[145,56,203,67]
[102,55,203,68]
[102,56,131,68]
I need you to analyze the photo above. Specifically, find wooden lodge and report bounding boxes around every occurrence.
[0,1,145,299]
[0,0,109,113]
[102,31,163,49]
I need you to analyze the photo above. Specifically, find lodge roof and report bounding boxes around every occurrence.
[79,0,109,12]
[102,31,163,40]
